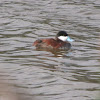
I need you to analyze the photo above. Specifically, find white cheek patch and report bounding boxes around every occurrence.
[58,36,68,41]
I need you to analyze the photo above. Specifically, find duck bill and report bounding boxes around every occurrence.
[66,36,74,42]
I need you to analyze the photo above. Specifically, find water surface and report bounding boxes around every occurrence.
[0,0,100,100]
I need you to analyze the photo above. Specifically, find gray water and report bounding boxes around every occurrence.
[0,0,100,100]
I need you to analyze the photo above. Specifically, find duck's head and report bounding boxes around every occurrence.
[56,31,74,42]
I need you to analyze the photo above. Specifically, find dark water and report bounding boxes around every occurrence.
[0,0,100,100]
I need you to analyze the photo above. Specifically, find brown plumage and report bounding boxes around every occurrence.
[33,38,71,50]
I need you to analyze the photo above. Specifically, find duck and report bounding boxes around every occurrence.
[33,31,74,50]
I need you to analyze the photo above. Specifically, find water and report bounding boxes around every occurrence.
[0,0,100,100]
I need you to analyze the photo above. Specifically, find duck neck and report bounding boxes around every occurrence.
[56,37,63,42]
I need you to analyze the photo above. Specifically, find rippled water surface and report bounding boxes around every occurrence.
[0,0,100,100]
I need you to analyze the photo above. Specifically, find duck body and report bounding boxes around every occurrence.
[33,31,74,50]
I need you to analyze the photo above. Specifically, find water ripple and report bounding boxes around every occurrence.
[0,0,100,100]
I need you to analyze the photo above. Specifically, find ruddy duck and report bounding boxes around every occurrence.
[33,31,74,50]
